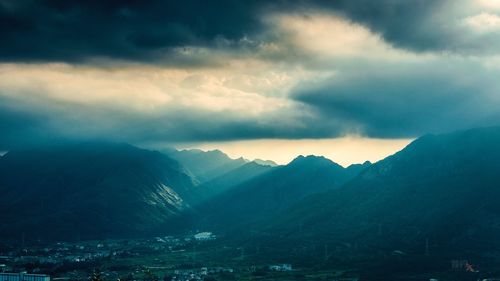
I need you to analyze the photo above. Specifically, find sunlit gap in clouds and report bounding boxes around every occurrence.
[172,137,413,167]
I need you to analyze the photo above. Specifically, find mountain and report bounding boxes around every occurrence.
[197,155,368,229]
[195,161,275,201]
[261,127,500,255]
[166,149,248,183]
[344,160,372,178]
[0,142,197,242]
[253,159,278,167]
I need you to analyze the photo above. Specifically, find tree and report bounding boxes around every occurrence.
[90,269,103,281]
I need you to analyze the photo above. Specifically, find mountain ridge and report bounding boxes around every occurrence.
[255,126,500,255]
[0,141,197,242]
[195,154,370,230]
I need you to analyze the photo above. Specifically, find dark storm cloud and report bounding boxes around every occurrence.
[1,0,491,63]
[293,62,500,138]
[0,93,336,150]
[316,0,452,53]
[0,0,271,63]
[115,109,333,143]
[306,0,500,55]
[2,0,499,148]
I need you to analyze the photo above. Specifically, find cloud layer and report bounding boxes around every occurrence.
[0,0,270,63]
[3,0,500,63]
[2,1,500,150]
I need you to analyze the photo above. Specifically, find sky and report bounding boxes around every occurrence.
[174,137,412,166]
[2,0,500,164]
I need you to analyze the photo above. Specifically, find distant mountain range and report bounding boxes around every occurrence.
[0,142,280,242]
[257,127,500,255]
[2,126,500,257]
[195,155,370,229]
[195,161,275,201]
[166,149,248,183]
[165,148,277,184]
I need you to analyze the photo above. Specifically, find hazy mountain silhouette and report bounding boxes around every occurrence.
[0,142,197,241]
[166,149,247,183]
[4,126,500,255]
[195,161,275,201]
[253,159,278,167]
[197,155,369,229]
[259,127,500,255]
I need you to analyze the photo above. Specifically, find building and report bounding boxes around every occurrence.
[269,264,292,271]
[193,232,215,241]
[0,265,12,274]
[0,273,50,281]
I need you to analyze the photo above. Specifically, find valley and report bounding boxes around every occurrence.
[2,234,499,281]
[3,127,500,280]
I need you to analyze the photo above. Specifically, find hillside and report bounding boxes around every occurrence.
[195,161,275,201]
[166,149,247,183]
[261,127,500,256]
[0,142,197,242]
[197,155,370,229]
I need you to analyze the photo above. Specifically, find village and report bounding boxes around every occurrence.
[2,232,499,281]
[0,233,303,281]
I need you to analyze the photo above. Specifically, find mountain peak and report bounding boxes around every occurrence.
[289,155,339,166]
[253,158,278,167]
[346,160,371,169]
[167,148,248,183]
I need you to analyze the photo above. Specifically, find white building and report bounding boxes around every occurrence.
[269,264,292,271]
[193,232,215,241]
[0,273,50,281]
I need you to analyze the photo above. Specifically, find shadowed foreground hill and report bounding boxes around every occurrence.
[261,127,500,255]
[0,142,197,242]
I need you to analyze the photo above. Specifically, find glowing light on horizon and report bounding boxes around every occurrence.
[174,137,413,167]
